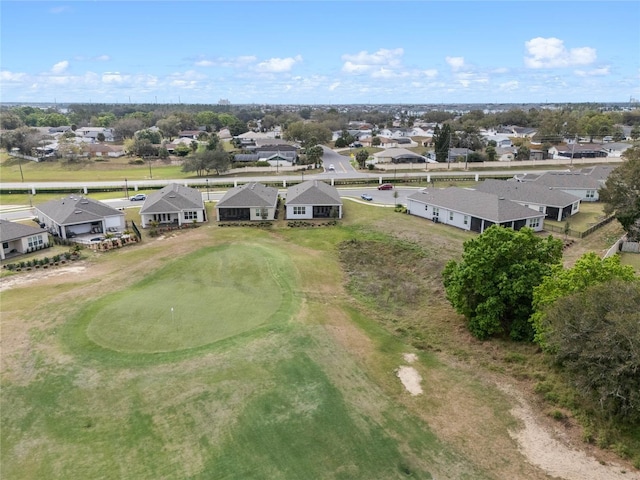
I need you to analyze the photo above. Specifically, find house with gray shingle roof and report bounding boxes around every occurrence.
[285,180,342,220]
[407,187,544,233]
[372,147,431,164]
[216,182,279,221]
[517,166,613,202]
[0,219,50,260]
[35,195,124,239]
[473,179,581,221]
[139,183,206,228]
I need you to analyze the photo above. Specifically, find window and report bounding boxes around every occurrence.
[433,207,439,217]
[463,216,469,225]
[586,190,595,199]
[184,211,197,220]
[2,242,8,249]
[293,206,306,215]
[255,208,262,217]
[529,217,540,228]
[449,211,454,221]
[538,206,544,212]
[572,203,578,211]
[28,235,43,249]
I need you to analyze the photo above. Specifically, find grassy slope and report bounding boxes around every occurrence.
[1,201,636,479]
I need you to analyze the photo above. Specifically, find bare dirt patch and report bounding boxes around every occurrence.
[396,366,423,395]
[0,265,87,292]
[499,384,638,480]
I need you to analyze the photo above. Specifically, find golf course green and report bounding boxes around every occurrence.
[85,243,296,353]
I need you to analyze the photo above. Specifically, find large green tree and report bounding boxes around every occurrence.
[531,252,637,350]
[432,123,452,163]
[599,146,640,241]
[284,121,332,147]
[442,226,563,340]
[544,280,640,424]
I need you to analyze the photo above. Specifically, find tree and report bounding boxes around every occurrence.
[306,145,323,166]
[113,117,144,141]
[0,127,42,155]
[356,149,369,169]
[599,146,640,240]
[284,121,332,147]
[0,111,24,130]
[432,123,452,163]
[516,145,530,161]
[544,280,640,424]
[136,128,162,145]
[372,136,381,147]
[485,145,497,162]
[156,116,182,140]
[442,226,563,340]
[531,252,637,350]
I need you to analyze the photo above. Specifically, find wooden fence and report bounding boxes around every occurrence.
[544,215,615,239]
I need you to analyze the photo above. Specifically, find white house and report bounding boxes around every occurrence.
[0,220,50,260]
[139,183,206,228]
[35,195,125,239]
[407,187,545,233]
[285,180,342,220]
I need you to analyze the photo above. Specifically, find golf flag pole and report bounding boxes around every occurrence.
[171,307,174,322]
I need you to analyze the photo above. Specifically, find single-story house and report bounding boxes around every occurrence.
[285,180,343,220]
[517,166,613,202]
[139,183,206,228]
[373,147,430,164]
[216,182,279,221]
[35,195,125,239]
[473,179,581,221]
[407,187,545,233]
[548,143,608,160]
[0,219,50,260]
[85,144,126,158]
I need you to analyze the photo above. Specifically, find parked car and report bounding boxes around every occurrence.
[378,183,393,190]
[130,194,146,201]
[360,193,373,201]
[328,164,335,171]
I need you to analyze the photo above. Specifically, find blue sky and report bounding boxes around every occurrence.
[1,1,639,104]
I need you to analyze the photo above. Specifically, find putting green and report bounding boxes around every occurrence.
[85,243,295,353]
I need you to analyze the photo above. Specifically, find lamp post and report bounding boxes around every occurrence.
[147,156,153,179]
[124,178,129,199]
[206,178,210,202]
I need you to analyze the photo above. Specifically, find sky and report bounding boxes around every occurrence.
[1,1,639,105]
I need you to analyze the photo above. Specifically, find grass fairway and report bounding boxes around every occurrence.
[84,244,294,353]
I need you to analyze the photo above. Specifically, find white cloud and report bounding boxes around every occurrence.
[422,69,438,78]
[255,55,302,73]
[341,48,403,74]
[102,72,126,84]
[49,6,71,14]
[329,82,340,91]
[525,37,596,68]
[499,80,519,91]
[195,60,215,67]
[0,70,27,82]
[445,56,465,70]
[51,61,69,74]
[575,66,610,77]
[94,55,110,62]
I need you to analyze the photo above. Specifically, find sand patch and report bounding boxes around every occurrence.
[397,365,423,395]
[500,384,637,480]
[0,265,86,292]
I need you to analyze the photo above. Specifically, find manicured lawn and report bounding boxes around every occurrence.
[84,244,294,353]
[544,201,607,232]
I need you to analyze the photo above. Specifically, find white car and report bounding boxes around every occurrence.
[328,164,335,171]
[130,193,146,201]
